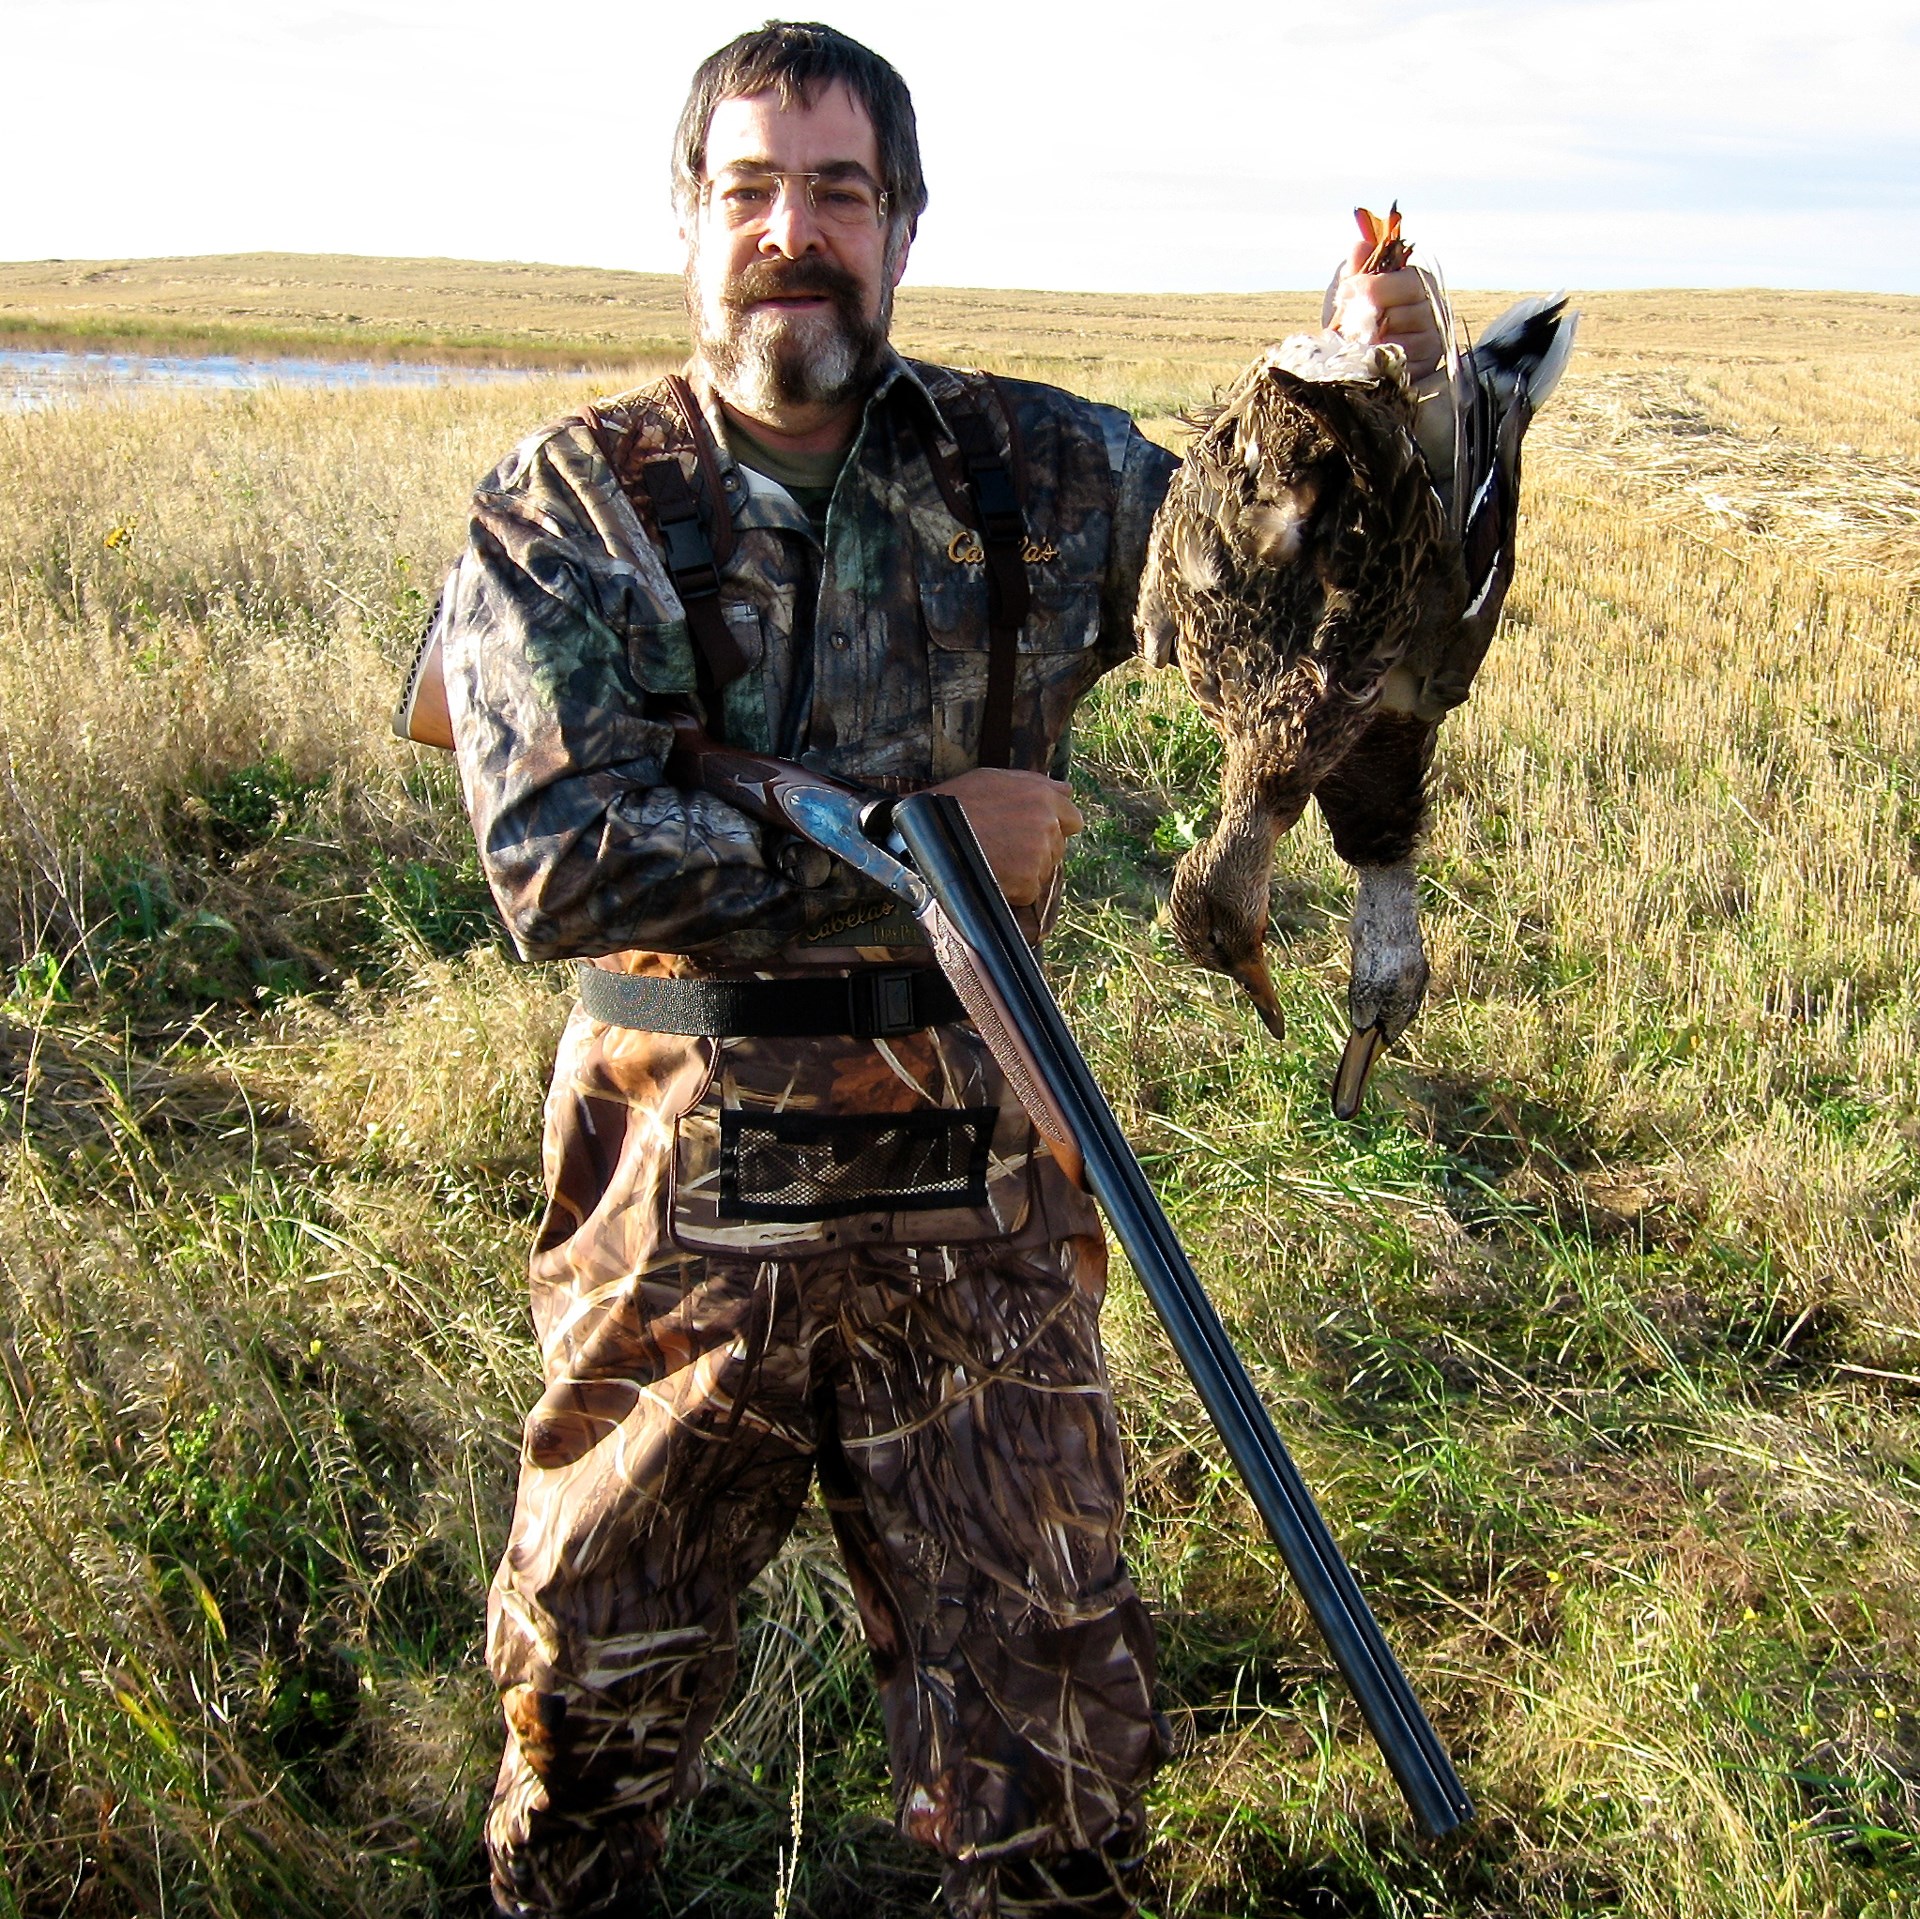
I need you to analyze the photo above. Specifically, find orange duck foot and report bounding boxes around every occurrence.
[1355,202,1412,274]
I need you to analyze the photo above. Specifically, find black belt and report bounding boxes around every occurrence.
[576,964,967,1039]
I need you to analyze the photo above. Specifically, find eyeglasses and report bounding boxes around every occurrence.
[703,167,890,232]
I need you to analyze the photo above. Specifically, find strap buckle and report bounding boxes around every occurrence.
[658,512,718,587]
[854,969,922,1038]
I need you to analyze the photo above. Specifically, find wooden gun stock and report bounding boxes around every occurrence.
[393,628,455,751]
[661,714,853,831]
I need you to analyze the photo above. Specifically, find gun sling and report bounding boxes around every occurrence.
[583,376,750,740]
[576,963,964,1038]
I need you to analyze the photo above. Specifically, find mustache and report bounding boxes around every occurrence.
[723,256,866,314]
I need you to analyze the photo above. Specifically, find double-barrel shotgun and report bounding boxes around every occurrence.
[663,721,1474,1840]
[396,646,1470,1832]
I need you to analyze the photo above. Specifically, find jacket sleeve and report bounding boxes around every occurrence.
[438,422,857,965]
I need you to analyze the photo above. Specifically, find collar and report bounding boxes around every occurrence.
[731,460,810,525]
[678,364,805,539]
[681,349,943,542]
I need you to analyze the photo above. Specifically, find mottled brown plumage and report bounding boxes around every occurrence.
[1138,261,1577,1114]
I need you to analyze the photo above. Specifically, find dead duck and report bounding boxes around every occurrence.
[1137,212,1577,1117]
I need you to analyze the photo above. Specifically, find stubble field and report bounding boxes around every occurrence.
[2,257,1919,1918]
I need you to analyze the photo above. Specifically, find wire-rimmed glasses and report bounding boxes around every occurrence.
[703,167,891,232]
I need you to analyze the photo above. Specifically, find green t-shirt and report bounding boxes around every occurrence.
[723,415,848,536]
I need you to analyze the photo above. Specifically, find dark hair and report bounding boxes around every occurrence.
[672,21,927,235]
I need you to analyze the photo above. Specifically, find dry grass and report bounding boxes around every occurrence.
[0,254,692,368]
[1,267,1918,1916]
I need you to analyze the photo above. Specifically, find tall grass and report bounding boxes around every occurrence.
[2,290,1919,1916]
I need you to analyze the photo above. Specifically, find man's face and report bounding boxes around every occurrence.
[684,81,910,414]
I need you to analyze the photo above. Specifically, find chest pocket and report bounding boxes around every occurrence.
[915,517,1108,779]
[624,605,764,682]
[623,600,773,748]
[915,516,1102,653]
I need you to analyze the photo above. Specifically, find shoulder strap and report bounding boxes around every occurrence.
[581,376,747,739]
[395,383,747,753]
[917,374,1031,770]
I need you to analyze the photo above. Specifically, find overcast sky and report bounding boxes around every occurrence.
[5,0,1916,292]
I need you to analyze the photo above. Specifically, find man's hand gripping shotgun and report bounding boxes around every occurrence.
[667,718,1474,1840]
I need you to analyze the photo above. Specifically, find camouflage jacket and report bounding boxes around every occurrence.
[435,353,1178,969]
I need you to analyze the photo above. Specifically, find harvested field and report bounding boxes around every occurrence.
[0,260,1917,1918]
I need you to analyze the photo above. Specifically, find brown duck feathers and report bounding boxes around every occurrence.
[1137,257,1577,1111]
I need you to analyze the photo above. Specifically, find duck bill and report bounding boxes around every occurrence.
[1229,953,1287,1040]
[1331,1024,1389,1121]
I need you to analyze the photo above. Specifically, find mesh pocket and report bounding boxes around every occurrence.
[718,1107,996,1223]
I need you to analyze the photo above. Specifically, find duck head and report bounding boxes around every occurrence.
[1168,785,1305,1039]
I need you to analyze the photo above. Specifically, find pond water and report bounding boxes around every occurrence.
[2,345,549,411]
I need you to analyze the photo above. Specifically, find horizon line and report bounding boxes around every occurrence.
[4,250,1919,304]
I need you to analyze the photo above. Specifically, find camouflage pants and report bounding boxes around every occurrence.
[486,1009,1164,1918]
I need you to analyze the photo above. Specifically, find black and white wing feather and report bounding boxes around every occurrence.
[1409,277,1579,706]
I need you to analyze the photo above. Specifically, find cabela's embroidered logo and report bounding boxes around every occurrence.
[947,529,1061,567]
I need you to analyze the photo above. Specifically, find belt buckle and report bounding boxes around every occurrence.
[859,970,919,1038]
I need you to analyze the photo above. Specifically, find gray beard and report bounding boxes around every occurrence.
[689,266,893,412]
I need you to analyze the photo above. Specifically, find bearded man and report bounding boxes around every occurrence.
[433,22,1440,1918]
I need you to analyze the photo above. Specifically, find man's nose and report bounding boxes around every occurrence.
[757,181,825,258]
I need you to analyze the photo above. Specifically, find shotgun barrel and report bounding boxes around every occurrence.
[662,720,1472,1836]
[892,793,1473,1840]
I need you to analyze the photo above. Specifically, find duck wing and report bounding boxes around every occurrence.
[1428,293,1579,704]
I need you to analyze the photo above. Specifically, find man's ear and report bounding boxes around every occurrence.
[888,221,915,290]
